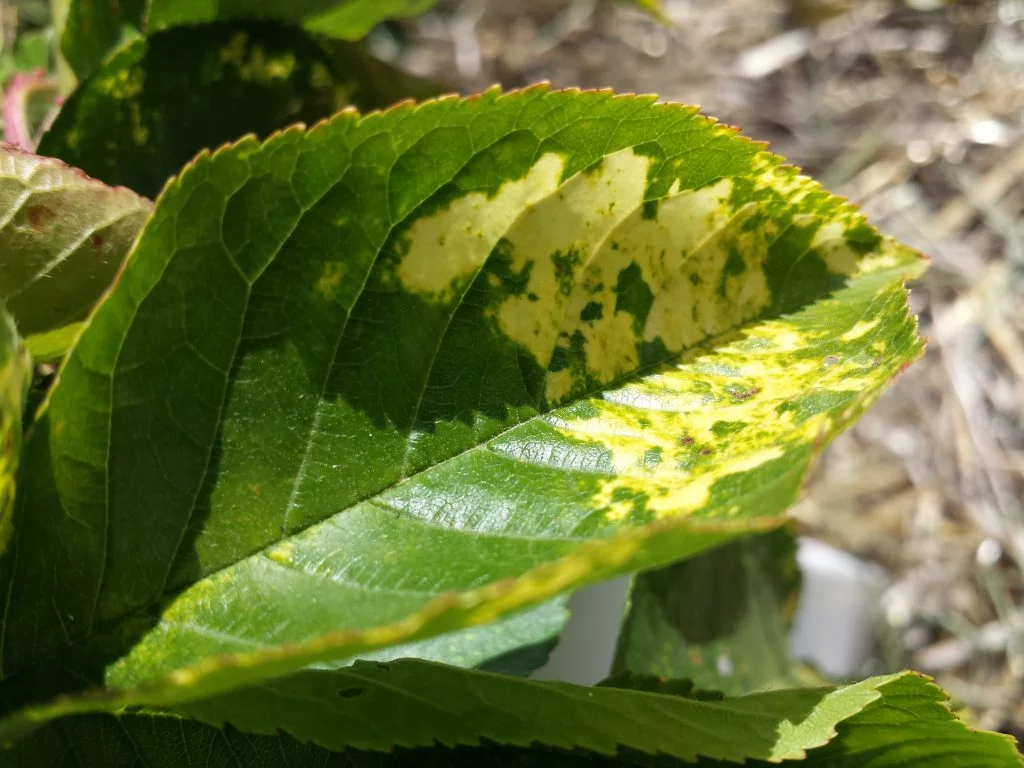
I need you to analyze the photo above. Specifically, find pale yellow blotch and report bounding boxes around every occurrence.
[548,305,898,524]
[219,32,296,82]
[749,159,820,204]
[859,240,922,276]
[266,540,296,566]
[310,61,333,91]
[644,202,773,350]
[396,153,566,300]
[545,179,737,402]
[315,261,346,299]
[98,67,144,100]
[220,31,249,68]
[592,446,786,522]
[490,147,653,364]
[159,571,234,624]
[841,319,880,341]
[129,102,149,145]
[547,177,779,404]
[169,668,199,685]
[811,220,861,277]
[648,446,786,517]
[545,310,640,405]
[468,536,641,623]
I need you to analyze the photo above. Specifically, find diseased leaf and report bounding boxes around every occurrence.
[0,88,924,725]
[59,1,664,86]
[613,528,813,694]
[0,306,29,554]
[145,0,666,40]
[5,664,1020,766]
[40,22,443,199]
[0,144,152,337]
[147,0,441,41]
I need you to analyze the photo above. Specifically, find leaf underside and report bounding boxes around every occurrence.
[4,662,1021,767]
[0,145,152,337]
[614,527,812,694]
[1,87,924,731]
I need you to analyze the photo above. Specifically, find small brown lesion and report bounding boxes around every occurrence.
[725,384,761,402]
[25,205,57,233]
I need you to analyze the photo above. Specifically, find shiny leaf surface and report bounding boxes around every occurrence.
[5,663,1020,766]
[0,87,924,724]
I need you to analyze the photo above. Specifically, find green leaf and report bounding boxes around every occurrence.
[0,144,152,337]
[147,0,438,40]
[40,21,437,199]
[4,663,1020,766]
[59,1,665,86]
[60,0,145,80]
[22,322,86,364]
[0,88,925,723]
[613,528,814,694]
[0,306,30,555]
[144,0,667,41]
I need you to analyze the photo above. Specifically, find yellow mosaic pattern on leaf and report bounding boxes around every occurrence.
[489,148,653,364]
[546,256,923,524]
[396,153,566,300]
[0,310,30,554]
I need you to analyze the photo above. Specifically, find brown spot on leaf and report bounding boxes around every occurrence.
[700,447,713,456]
[90,232,105,248]
[26,205,56,233]
[678,435,695,446]
[726,385,761,402]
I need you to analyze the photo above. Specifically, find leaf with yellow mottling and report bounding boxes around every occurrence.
[144,0,668,45]
[0,88,926,739]
[0,306,30,555]
[39,22,444,199]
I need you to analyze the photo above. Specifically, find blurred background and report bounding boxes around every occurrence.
[3,0,1023,741]
[359,0,1024,737]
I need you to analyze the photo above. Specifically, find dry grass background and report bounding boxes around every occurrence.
[375,0,1024,736]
